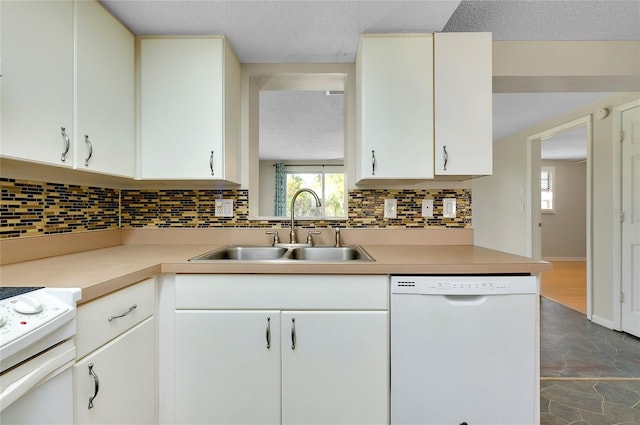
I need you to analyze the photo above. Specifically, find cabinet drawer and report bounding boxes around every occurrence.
[76,278,155,359]
[175,274,388,310]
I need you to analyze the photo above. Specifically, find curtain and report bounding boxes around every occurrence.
[274,162,286,216]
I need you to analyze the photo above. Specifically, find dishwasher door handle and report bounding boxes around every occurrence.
[442,295,488,305]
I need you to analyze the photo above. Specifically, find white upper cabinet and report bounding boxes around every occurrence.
[75,0,135,177]
[0,0,135,177]
[434,32,492,177]
[356,34,435,181]
[139,37,241,182]
[1,0,75,167]
[356,32,493,183]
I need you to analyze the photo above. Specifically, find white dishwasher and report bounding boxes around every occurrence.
[390,275,538,425]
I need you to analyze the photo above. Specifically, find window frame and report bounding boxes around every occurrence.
[284,165,345,219]
[541,166,556,213]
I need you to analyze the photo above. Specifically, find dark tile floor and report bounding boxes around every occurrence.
[540,298,640,424]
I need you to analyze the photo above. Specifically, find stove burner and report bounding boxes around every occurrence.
[0,287,43,301]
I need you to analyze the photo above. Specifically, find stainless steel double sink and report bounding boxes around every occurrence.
[189,244,374,262]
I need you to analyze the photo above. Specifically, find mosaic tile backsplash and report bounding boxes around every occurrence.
[1,178,471,238]
[1,178,119,238]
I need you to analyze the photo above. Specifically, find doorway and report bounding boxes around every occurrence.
[528,116,592,318]
[540,126,588,313]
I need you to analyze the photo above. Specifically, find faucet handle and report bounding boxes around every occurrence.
[265,231,280,246]
[306,231,321,246]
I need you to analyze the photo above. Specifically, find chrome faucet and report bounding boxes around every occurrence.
[289,188,321,243]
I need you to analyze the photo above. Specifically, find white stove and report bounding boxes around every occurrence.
[0,286,81,424]
[0,287,81,372]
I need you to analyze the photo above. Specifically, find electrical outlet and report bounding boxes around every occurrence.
[384,199,397,219]
[422,199,434,218]
[443,198,456,218]
[214,199,234,217]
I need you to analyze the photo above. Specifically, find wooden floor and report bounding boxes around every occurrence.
[540,261,587,314]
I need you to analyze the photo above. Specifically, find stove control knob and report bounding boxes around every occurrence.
[0,315,6,327]
[14,296,44,314]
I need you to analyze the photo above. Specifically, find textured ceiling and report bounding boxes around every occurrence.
[444,0,640,41]
[99,0,640,160]
[101,1,461,63]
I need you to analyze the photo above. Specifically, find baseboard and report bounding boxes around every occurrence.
[591,314,614,330]
[542,257,587,262]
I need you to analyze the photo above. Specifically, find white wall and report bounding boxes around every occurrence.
[473,92,640,324]
[541,160,587,259]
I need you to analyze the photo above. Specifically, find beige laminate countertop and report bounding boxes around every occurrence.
[0,244,551,303]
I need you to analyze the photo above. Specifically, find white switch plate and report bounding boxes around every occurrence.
[421,199,434,217]
[443,198,456,218]
[384,199,397,219]
[215,199,234,217]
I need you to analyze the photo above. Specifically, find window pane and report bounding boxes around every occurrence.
[285,172,345,218]
[286,173,322,217]
[324,173,345,217]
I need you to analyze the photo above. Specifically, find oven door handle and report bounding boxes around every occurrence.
[0,344,75,412]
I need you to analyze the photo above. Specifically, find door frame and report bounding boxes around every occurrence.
[526,115,593,319]
[612,99,640,331]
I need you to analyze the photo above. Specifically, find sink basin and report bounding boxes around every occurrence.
[288,246,374,262]
[189,245,374,262]
[189,245,288,261]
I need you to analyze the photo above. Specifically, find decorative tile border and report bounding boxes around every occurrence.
[1,179,472,238]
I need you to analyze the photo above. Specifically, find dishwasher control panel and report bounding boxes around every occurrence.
[391,275,537,295]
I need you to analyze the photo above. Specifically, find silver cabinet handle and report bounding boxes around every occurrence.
[88,363,100,409]
[60,127,70,162]
[266,317,271,349]
[371,150,376,175]
[108,304,137,322]
[209,150,215,176]
[443,145,448,171]
[84,135,93,167]
[291,317,296,350]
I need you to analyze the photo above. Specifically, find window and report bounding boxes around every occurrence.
[541,166,555,212]
[285,167,345,218]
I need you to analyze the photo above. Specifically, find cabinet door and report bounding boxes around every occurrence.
[0,0,74,167]
[434,32,492,176]
[74,318,156,425]
[281,311,389,425]
[175,310,281,425]
[139,38,225,180]
[357,35,434,181]
[75,0,135,177]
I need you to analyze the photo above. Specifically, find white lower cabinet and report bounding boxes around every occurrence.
[74,278,156,424]
[280,311,388,425]
[173,274,389,425]
[74,318,156,424]
[175,311,281,424]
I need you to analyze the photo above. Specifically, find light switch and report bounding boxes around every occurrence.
[443,198,456,218]
[215,199,234,217]
[384,199,397,219]
[422,199,434,218]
